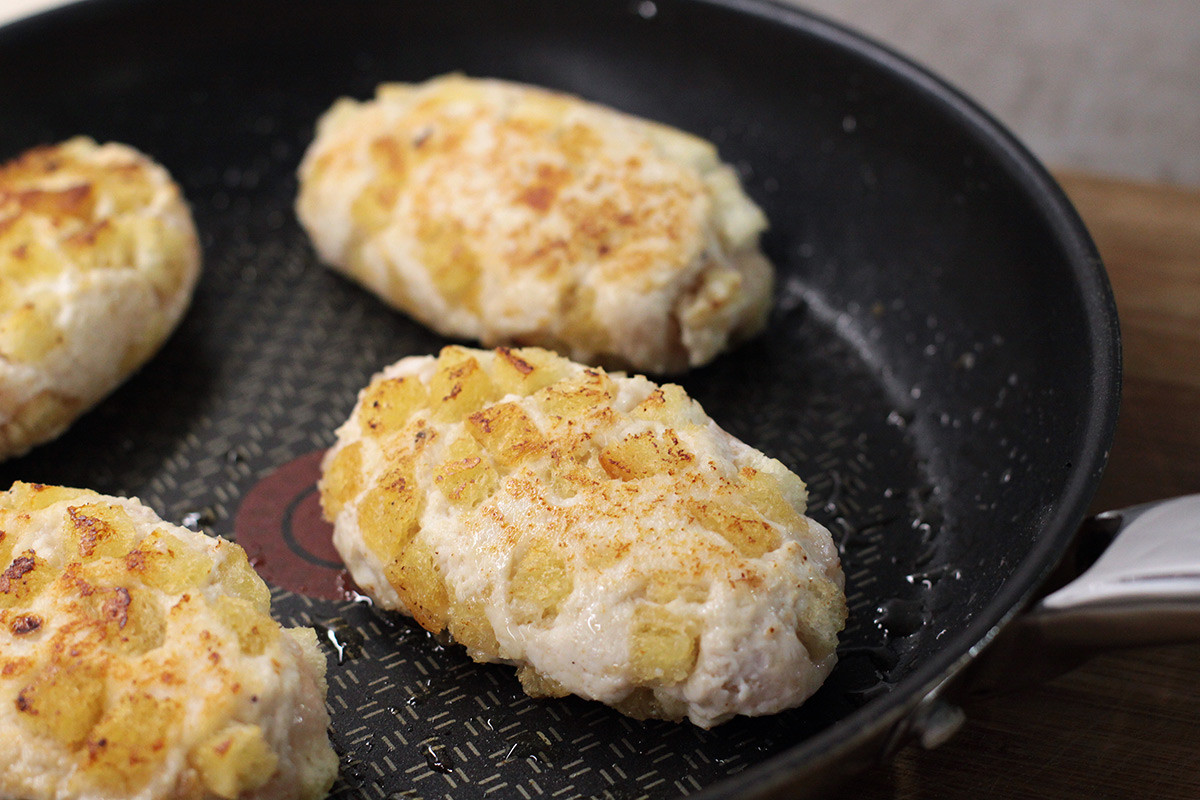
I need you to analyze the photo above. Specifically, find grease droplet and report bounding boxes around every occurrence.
[874,598,927,638]
[180,510,212,531]
[424,742,454,774]
[313,620,363,665]
[635,0,657,18]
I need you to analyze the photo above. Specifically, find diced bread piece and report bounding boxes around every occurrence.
[0,482,337,800]
[0,138,201,461]
[296,75,773,375]
[321,346,845,728]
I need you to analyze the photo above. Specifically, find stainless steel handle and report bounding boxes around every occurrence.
[910,494,1200,746]
[1034,494,1200,647]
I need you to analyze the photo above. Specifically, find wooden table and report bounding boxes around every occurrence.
[837,173,1200,799]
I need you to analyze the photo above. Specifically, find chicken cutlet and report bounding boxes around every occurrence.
[320,346,845,728]
[0,138,201,461]
[0,482,337,800]
[296,74,773,375]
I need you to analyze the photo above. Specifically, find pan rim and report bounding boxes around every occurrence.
[0,0,1122,796]
[681,0,1122,795]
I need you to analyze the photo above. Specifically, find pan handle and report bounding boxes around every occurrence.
[948,493,1200,703]
[1033,493,1200,647]
[903,495,1200,750]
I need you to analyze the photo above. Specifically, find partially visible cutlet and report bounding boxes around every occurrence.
[0,138,201,461]
[0,482,337,800]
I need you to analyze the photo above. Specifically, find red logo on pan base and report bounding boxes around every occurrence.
[234,450,351,600]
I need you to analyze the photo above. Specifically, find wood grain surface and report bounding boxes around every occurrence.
[834,173,1200,799]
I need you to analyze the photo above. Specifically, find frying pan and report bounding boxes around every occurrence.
[0,0,1126,796]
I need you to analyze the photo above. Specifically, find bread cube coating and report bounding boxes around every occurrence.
[0,138,201,461]
[321,346,846,728]
[296,74,774,375]
[0,483,337,800]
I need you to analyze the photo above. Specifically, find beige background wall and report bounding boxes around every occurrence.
[2,0,1198,186]
[792,0,1200,187]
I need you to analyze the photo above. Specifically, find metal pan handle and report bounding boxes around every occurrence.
[904,495,1200,750]
[1034,494,1200,647]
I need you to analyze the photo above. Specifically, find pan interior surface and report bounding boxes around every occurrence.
[0,0,1118,797]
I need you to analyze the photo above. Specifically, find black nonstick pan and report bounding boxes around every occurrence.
[0,0,1122,797]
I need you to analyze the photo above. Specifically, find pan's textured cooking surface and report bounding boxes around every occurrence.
[0,0,1117,797]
